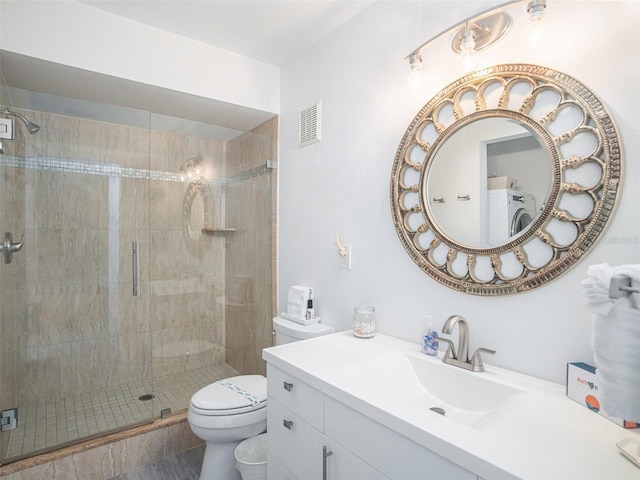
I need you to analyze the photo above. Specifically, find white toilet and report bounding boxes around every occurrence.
[272,315,335,345]
[188,316,334,480]
[188,375,267,480]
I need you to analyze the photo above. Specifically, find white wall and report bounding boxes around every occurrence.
[278,0,640,384]
[0,0,279,114]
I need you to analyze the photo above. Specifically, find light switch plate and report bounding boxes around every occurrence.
[340,245,351,270]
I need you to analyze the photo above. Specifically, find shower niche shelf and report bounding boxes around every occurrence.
[201,227,236,234]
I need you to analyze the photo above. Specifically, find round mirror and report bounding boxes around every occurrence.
[425,115,553,249]
[391,64,622,295]
[182,178,213,257]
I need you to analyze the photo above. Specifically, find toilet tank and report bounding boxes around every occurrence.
[273,316,335,345]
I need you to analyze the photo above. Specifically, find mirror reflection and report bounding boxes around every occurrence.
[426,117,552,248]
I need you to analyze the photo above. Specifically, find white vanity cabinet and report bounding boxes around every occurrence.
[267,364,390,480]
[264,332,640,480]
[266,364,476,480]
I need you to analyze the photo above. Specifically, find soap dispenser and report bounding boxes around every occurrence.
[421,315,439,356]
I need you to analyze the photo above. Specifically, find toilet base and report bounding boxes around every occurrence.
[199,440,242,480]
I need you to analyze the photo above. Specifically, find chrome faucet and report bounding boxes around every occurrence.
[440,315,495,372]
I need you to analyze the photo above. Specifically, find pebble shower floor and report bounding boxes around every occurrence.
[2,363,239,462]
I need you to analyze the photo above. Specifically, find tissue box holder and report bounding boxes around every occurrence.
[566,362,639,429]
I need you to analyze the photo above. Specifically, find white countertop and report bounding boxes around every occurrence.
[263,331,640,480]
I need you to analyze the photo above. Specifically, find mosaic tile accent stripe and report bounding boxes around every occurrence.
[226,163,274,185]
[0,156,272,185]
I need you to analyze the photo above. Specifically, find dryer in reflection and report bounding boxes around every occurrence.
[487,189,536,245]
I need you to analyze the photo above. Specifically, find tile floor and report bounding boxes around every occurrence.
[2,364,239,462]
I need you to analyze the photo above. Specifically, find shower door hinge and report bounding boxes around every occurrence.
[0,408,18,432]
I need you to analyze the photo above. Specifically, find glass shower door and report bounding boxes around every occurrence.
[0,103,154,464]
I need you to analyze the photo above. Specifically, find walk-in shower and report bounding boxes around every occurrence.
[0,78,277,465]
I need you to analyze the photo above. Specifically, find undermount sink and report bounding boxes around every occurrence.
[404,352,524,413]
[343,349,525,427]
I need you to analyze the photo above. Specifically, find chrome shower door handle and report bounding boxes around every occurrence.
[132,241,141,297]
[3,232,24,264]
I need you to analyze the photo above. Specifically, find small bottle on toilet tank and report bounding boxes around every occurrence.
[305,290,314,320]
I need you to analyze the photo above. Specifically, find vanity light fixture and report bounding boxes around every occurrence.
[405,0,548,88]
[179,155,205,182]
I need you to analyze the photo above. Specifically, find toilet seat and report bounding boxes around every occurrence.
[190,375,267,416]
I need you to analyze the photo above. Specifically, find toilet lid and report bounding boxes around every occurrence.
[190,375,267,415]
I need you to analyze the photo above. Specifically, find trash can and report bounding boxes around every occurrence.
[234,433,267,480]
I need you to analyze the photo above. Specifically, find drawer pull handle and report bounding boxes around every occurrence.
[283,419,293,430]
[323,445,333,480]
[283,381,293,391]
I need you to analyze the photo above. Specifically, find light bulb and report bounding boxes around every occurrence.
[406,53,427,90]
[524,17,549,50]
[457,29,478,73]
[458,49,479,73]
[524,0,549,50]
[407,67,427,90]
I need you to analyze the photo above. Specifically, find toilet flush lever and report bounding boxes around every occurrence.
[3,232,24,264]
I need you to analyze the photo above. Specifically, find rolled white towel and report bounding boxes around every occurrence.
[591,307,640,365]
[595,366,640,421]
[287,285,312,319]
[591,306,640,422]
[583,264,640,422]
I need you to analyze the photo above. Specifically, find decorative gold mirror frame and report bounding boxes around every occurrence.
[390,64,623,296]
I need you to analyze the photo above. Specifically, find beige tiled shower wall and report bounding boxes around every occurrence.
[225,117,278,376]
[0,106,227,408]
[146,127,226,377]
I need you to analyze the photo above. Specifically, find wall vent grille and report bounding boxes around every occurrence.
[298,102,321,147]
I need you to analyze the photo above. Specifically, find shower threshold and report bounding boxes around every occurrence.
[1,363,239,463]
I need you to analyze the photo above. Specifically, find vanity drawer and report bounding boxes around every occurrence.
[267,395,324,479]
[267,364,324,430]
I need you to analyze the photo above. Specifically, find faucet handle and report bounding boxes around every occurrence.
[470,348,496,372]
[438,337,457,360]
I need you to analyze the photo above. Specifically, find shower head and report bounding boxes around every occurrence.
[1,108,40,134]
